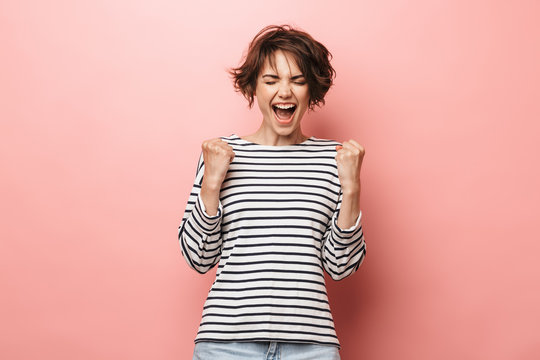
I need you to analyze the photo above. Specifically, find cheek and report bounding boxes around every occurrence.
[257,101,268,114]
[255,95,272,115]
[299,88,310,103]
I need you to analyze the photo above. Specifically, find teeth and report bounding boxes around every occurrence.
[273,104,296,109]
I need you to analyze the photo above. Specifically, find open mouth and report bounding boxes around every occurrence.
[272,104,297,124]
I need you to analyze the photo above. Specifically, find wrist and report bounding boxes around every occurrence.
[199,185,220,217]
[340,183,360,196]
[201,177,222,192]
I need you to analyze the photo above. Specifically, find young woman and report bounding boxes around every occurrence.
[178,24,366,360]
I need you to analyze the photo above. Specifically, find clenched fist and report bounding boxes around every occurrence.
[335,139,365,194]
[200,138,234,216]
[202,138,235,190]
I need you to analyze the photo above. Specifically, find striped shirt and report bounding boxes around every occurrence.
[178,134,366,348]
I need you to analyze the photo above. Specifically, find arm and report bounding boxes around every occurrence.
[178,153,224,274]
[178,138,235,274]
[322,191,366,280]
[322,140,367,280]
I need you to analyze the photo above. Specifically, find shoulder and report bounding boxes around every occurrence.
[219,134,243,146]
[303,137,342,154]
[306,136,341,147]
[219,134,239,141]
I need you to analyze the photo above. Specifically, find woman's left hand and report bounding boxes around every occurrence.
[335,140,365,193]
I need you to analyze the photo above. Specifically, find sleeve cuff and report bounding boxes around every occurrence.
[197,195,223,221]
[332,210,362,238]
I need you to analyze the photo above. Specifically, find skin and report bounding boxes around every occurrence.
[200,50,365,229]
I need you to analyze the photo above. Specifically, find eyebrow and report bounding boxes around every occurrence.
[262,74,305,80]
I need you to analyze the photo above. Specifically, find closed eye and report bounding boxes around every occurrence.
[265,81,306,85]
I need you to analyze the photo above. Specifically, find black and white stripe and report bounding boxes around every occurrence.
[178,134,366,348]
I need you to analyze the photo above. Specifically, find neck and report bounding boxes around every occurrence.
[244,126,307,146]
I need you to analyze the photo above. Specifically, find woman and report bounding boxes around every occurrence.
[178,24,366,360]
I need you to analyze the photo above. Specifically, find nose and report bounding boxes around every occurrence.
[277,82,292,99]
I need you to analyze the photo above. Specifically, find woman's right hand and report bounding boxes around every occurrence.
[201,138,235,189]
[200,138,234,215]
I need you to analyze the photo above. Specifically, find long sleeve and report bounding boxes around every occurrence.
[322,191,367,280]
[178,153,224,274]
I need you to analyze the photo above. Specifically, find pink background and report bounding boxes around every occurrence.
[1,1,539,359]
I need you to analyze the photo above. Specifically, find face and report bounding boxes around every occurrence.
[254,50,310,139]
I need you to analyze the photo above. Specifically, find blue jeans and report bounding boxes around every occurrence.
[192,341,341,360]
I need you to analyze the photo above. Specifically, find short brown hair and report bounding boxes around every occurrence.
[228,24,336,112]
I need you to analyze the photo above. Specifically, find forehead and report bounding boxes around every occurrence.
[260,50,301,75]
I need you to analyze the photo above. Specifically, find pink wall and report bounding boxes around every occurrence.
[2,1,539,359]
